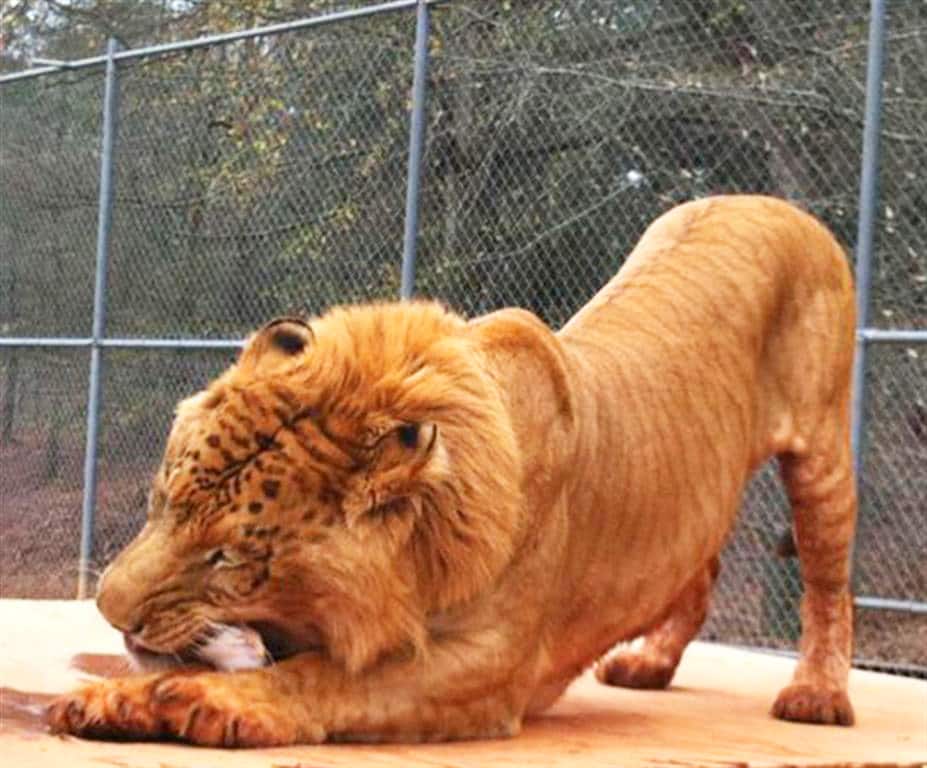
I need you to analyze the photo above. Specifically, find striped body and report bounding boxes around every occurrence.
[49,196,858,744]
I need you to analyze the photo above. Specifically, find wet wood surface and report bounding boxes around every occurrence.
[1,599,925,767]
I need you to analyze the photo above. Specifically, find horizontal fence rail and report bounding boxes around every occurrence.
[0,0,449,83]
[0,338,245,349]
[3,331,923,349]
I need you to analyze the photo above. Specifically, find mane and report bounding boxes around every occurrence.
[197,301,527,620]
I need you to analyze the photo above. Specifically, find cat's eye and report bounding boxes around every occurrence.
[205,548,231,567]
[397,423,420,448]
[369,498,410,519]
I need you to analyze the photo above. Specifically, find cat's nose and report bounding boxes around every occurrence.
[95,570,143,634]
[94,524,172,633]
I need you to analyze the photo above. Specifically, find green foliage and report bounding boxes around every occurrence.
[4,1,925,338]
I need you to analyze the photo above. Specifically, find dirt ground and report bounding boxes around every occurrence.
[1,436,145,597]
[1,599,926,768]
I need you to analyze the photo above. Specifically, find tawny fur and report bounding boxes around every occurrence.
[48,195,857,746]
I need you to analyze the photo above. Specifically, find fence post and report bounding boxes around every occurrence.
[77,37,121,599]
[849,0,887,582]
[400,0,431,300]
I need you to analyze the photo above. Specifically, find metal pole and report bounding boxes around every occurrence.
[400,0,431,300]
[77,38,121,599]
[849,0,887,583]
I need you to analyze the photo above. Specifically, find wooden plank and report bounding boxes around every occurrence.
[1,599,925,767]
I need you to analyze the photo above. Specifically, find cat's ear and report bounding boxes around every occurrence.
[238,316,313,371]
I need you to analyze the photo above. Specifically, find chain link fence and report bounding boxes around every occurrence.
[1,0,925,677]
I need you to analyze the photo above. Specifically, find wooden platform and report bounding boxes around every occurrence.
[1,599,924,767]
